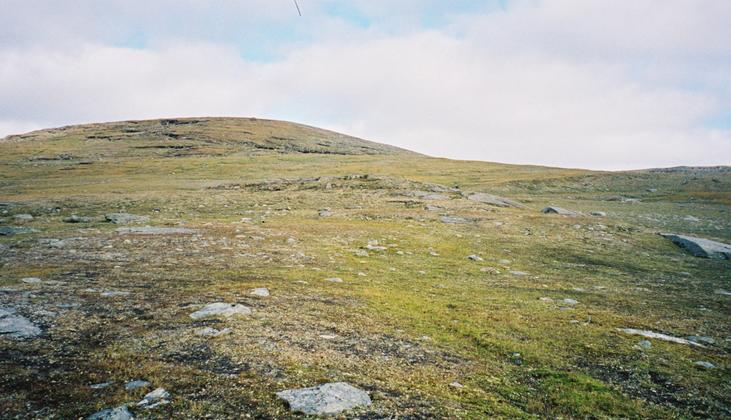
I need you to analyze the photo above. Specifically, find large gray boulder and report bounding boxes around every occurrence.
[541,206,578,216]
[466,193,524,208]
[660,234,731,260]
[276,382,372,415]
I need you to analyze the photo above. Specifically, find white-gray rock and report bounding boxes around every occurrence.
[276,382,372,415]
[562,298,579,305]
[618,328,706,347]
[86,405,134,420]
[325,277,343,283]
[467,255,484,261]
[125,380,151,390]
[14,214,34,221]
[90,382,113,389]
[590,211,606,217]
[660,234,731,260]
[250,288,270,297]
[189,302,252,319]
[694,361,715,370]
[137,387,170,407]
[21,277,42,284]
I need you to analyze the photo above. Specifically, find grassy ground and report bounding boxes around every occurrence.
[0,118,729,418]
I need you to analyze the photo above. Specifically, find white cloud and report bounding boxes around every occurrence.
[1,0,729,169]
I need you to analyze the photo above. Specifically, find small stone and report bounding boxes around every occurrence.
[90,381,113,389]
[86,405,134,420]
[590,211,606,217]
[194,327,233,337]
[318,208,333,217]
[636,340,652,350]
[325,277,343,283]
[319,334,337,340]
[250,288,270,297]
[562,298,578,305]
[125,380,151,390]
[276,382,371,415]
[14,214,34,221]
[190,303,251,319]
[100,291,130,298]
[694,361,715,370]
[539,297,554,303]
[510,352,523,365]
[21,277,42,284]
[467,255,484,261]
[105,213,150,224]
[449,381,464,388]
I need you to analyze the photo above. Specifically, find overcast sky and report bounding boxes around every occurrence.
[1,0,729,169]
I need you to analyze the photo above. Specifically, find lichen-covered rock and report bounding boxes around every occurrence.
[276,382,371,415]
[660,234,731,260]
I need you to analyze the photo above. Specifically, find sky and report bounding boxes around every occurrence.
[1,0,730,170]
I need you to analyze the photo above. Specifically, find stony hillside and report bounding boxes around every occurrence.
[0,119,729,418]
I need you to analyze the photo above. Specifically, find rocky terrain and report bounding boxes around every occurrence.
[0,118,729,418]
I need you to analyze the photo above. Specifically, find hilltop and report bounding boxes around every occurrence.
[0,118,729,418]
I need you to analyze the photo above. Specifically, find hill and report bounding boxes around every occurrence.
[0,118,729,418]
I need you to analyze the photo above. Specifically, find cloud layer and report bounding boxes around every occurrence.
[1,0,729,169]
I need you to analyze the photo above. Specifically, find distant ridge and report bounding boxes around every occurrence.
[1,117,421,157]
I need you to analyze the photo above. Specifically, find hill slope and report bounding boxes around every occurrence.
[0,119,729,418]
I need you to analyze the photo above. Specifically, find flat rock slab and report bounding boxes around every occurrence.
[467,192,524,208]
[0,309,41,339]
[276,382,372,415]
[86,405,134,420]
[116,226,198,235]
[105,213,150,224]
[189,302,252,319]
[542,206,578,216]
[440,216,477,224]
[660,234,731,260]
[0,226,38,236]
[250,288,270,297]
[618,328,706,347]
